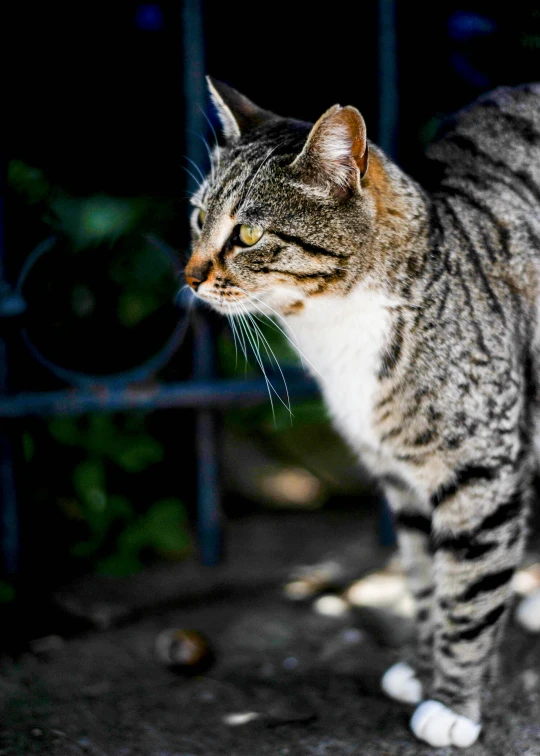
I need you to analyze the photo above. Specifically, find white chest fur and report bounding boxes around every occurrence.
[284,286,395,452]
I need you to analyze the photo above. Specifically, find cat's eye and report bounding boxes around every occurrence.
[197,209,206,229]
[238,224,264,246]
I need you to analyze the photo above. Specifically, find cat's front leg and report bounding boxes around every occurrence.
[411,463,528,748]
[381,480,433,705]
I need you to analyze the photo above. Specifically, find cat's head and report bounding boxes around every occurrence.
[185,78,393,316]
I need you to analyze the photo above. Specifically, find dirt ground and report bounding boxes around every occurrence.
[1,509,540,756]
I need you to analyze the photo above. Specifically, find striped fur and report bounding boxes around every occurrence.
[186,80,540,746]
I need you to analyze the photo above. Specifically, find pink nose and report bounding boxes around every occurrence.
[186,275,202,291]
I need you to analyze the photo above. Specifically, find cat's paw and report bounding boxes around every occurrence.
[410,700,481,748]
[381,661,422,704]
[516,588,540,632]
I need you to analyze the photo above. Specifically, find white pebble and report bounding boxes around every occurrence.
[345,573,406,608]
[313,594,349,617]
[223,712,260,726]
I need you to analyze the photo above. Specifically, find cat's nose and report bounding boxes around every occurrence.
[185,257,211,291]
[186,275,203,291]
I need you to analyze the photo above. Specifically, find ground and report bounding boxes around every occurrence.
[1,509,540,756]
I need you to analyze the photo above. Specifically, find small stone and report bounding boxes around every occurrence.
[30,728,43,738]
[155,628,214,675]
[282,656,299,670]
[341,627,364,644]
[313,594,349,618]
[522,670,540,692]
[222,711,261,726]
[283,561,343,601]
[345,572,407,609]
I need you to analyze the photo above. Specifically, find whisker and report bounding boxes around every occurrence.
[233,307,249,374]
[226,305,240,369]
[188,130,216,186]
[184,156,206,185]
[236,310,276,424]
[236,288,326,384]
[182,165,203,191]
[198,107,222,170]
[242,141,287,207]
[198,106,219,146]
[241,307,293,418]
[245,311,293,421]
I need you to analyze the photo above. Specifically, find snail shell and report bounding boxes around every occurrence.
[155,628,214,674]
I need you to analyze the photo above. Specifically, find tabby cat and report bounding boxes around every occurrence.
[184,78,540,748]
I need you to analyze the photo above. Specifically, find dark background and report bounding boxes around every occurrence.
[2,0,540,626]
[6,2,540,194]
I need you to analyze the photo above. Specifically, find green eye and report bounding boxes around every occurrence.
[238,224,264,246]
[198,209,206,228]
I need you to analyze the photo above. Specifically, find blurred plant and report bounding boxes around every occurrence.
[43,413,192,577]
[0,580,15,603]
[8,160,51,205]
[8,159,177,249]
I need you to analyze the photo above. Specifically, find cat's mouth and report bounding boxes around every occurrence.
[194,289,255,315]
[192,284,303,318]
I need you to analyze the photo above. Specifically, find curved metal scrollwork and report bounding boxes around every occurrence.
[16,234,190,387]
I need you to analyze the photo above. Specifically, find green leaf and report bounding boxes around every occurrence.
[117,292,160,327]
[115,436,163,472]
[8,160,50,204]
[73,459,106,512]
[145,498,191,554]
[0,580,15,603]
[22,432,35,462]
[96,552,143,577]
[48,417,81,446]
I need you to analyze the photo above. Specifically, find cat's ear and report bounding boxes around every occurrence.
[207,77,276,142]
[292,105,369,195]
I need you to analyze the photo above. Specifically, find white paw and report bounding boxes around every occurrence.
[516,589,540,632]
[410,700,481,748]
[381,661,423,704]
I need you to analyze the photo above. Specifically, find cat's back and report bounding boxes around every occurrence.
[425,83,540,199]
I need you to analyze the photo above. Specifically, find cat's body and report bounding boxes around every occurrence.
[185,79,540,748]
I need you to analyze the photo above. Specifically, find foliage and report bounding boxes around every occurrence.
[32,414,192,580]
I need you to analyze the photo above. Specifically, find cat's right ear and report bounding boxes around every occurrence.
[207,77,276,143]
[291,104,369,196]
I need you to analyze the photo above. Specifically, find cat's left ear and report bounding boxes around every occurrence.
[207,77,277,143]
[292,105,369,195]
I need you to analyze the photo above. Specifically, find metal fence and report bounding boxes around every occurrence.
[0,0,398,578]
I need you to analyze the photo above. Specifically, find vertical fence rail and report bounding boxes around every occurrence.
[181,0,208,195]
[193,312,223,566]
[0,157,21,575]
[378,0,398,546]
[181,0,223,564]
[378,0,399,160]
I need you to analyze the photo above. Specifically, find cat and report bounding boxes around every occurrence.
[184,77,540,748]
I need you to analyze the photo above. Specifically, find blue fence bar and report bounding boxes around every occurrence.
[0,373,318,419]
[378,0,398,159]
[192,312,222,565]
[377,0,398,546]
[0,147,22,575]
